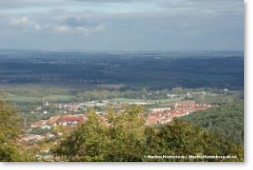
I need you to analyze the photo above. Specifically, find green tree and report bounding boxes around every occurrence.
[0,100,33,162]
[53,108,110,161]
[105,105,146,161]
[53,106,146,161]
[144,119,244,162]
[0,101,21,142]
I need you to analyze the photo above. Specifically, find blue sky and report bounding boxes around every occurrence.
[0,0,244,51]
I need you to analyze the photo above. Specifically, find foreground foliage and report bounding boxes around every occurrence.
[53,106,244,162]
[0,101,33,162]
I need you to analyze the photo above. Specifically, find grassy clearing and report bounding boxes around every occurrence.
[44,95,76,102]
[0,96,41,104]
[110,98,146,103]
[0,85,77,103]
[0,85,77,98]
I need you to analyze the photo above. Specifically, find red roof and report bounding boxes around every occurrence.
[58,115,87,125]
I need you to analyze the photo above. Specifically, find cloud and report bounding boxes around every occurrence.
[34,24,42,30]
[7,15,103,35]
[0,0,43,9]
[45,17,105,35]
[0,0,243,51]
[9,16,41,30]
[0,0,65,9]
[75,0,144,2]
[0,0,146,9]
[62,17,96,27]
[10,16,31,26]
[159,0,243,15]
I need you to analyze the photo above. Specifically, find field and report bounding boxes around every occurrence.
[109,97,183,104]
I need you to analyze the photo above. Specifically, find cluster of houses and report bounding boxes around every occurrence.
[20,133,56,142]
[20,114,87,143]
[30,114,87,129]
[146,100,211,125]
[21,99,211,144]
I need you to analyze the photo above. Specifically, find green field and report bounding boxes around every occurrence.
[44,95,76,102]
[0,85,77,98]
[0,94,76,104]
[0,96,41,104]
[109,97,183,104]
[0,86,77,104]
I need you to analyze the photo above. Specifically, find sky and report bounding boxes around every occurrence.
[0,0,244,51]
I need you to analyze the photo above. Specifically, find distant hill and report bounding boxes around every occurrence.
[181,102,244,145]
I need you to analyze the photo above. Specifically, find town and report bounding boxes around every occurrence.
[14,89,223,161]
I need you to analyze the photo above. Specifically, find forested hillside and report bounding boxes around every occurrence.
[181,102,244,145]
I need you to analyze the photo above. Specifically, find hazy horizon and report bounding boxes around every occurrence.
[0,48,244,53]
